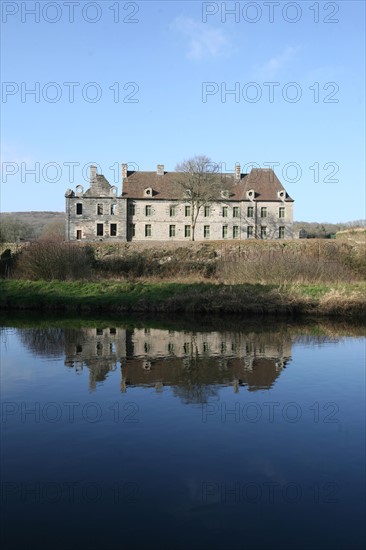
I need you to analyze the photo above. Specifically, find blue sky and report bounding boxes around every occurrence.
[1,0,365,221]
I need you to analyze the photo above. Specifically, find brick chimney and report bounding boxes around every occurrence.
[235,164,241,181]
[157,164,164,176]
[122,163,128,179]
[90,165,97,183]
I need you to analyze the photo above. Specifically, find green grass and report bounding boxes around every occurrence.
[0,279,365,318]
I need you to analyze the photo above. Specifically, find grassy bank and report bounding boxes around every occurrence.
[1,280,365,318]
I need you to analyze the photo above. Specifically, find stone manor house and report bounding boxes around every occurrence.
[65,164,294,242]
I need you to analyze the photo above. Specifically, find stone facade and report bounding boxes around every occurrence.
[65,164,294,242]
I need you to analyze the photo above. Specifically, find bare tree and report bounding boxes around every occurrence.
[175,155,225,241]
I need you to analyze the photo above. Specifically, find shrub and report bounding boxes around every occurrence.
[13,240,95,280]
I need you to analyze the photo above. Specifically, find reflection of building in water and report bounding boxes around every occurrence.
[64,327,125,391]
[64,327,292,397]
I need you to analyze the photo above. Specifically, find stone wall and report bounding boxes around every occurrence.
[127,199,293,241]
[66,196,127,242]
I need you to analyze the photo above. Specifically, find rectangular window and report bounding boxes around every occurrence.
[169,205,176,217]
[261,226,267,238]
[222,225,228,239]
[145,224,151,237]
[233,207,239,218]
[247,226,254,238]
[145,205,152,216]
[261,207,267,218]
[204,206,210,217]
[222,206,228,217]
[76,229,82,240]
[184,225,191,238]
[279,226,285,239]
[233,226,239,239]
[129,203,135,216]
[97,204,103,215]
[247,206,254,217]
[185,205,191,217]
[169,225,176,237]
[279,207,285,218]
[76,203,82,215]
[110,223,117,236]
[111,204,116,215]
[129,224,135,238]
[97,223,104,236]
[204,225,210,239]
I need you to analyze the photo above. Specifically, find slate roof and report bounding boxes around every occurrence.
[121,168,293,202]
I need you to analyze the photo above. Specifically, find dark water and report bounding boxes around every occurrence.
[1,318,365,550]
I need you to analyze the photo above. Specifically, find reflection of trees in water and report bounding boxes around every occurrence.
[18,328,65,357]
[171,356,229,404]
[173,383,219,404]
[18,328,90,358]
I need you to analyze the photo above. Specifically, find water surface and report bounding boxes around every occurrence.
[1,318,365,549]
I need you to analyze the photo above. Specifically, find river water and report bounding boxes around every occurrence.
[1,317,365,550]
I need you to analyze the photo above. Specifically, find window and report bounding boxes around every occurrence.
[233,226,239,239]
[111,203,116,215]
[129,224,135,238]
[222,225,228,239]
[222,206,228,217]
[261,226,267,238]
[247,206,254,217]
[145,205,152,216]
[204,225,210,239]
[184,225,191,238]
[169,225,176,237]
[247,226,254,238]
[233,207,239,218]
[145,224,152,237]
[279,226,285,239]
[97,223,104,236]
[129,203,135,216]
[261,207,267,218]
[169,205,176,217]
[183,342,190,354]
[204,205,210,217]
[185,205,191,217]
[76,203,82,215]
[279,207,285,218]
[97,203,103,215]
[110,223,117,236]
[76,229,82,240]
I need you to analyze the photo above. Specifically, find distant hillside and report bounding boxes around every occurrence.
[293,220,366,236]
[0,212,65,241]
